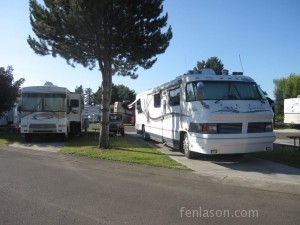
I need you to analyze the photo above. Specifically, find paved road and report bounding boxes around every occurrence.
[0,146,300,225]
[10,126,300,195]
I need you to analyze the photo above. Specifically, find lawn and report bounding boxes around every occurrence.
[0,129,23,145]
[60,131,190,170]
[251,145,300,169]
[0,128,188,170]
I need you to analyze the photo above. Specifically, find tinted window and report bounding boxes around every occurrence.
[154,93,161,108]
[169,87,180,106]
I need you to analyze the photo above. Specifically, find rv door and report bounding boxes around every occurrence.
[162,87,181,148]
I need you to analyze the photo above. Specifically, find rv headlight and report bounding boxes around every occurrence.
[188,123,218,134]
[265,123,273,132]
[202,124,218,134]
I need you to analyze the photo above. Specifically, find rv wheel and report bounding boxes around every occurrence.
[142,126,149,141]
[25,134,32,142]
[182,133,194,159]
[60,133,68,141]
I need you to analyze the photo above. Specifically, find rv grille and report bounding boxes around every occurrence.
[247,123,268,133]
[29,124,56,129]
[218,123,242,134]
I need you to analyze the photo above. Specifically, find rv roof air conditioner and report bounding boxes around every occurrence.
[186,68,216,76]
[199,68,216,75]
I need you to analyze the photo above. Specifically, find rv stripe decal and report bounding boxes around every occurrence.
[148,112,189,121]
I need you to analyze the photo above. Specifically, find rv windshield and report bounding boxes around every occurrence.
[22,93,66,112]
[186,81,266,101]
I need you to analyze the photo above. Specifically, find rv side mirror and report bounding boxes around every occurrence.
[196,82,204,101]
[17,105,22,112]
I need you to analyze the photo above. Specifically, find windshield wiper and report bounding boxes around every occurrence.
[215,95,238,103]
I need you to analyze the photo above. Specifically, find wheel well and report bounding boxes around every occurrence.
[179,131,186,150]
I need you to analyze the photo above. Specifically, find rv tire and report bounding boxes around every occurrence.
[25,134,32,142]
[142,125,149,141]
[59,133,68,141]
[182,133,195,159]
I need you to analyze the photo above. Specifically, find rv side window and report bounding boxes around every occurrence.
[136,99,142,114]
[169,87,180,106]
[186,83,197,102]
[154,93,161,108]
[70,99,79,107]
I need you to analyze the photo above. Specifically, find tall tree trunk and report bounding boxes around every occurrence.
[99,68,112,149]
[98,11,113,149]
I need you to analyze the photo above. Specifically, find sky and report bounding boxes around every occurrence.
[1,0,299,99]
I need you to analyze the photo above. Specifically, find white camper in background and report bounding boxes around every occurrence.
[20,86,82,141]
[82,105,101,123]
[0,103,20,127]
[134,69,276,158]
[284,96,300,125]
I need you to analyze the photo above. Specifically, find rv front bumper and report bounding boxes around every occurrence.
[21,124,67,134]
[189,133,276,154]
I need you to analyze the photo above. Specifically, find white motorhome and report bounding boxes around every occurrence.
[134,69,276,158]
[284,96,300,124]
[0,103,20,127]
[20,86,82,141]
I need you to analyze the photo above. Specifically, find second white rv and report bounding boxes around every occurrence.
[20,86,82,141]
[134,69,276,158]
[284,96,300,125]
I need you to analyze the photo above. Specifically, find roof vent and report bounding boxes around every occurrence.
[222,69,229,75]
[232,72,243,75]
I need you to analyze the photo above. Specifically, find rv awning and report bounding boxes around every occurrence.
[128,99,138,109]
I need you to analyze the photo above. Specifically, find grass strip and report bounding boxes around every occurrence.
[0,129,23,145]
[60,131,190,170]
[251,145,300,169]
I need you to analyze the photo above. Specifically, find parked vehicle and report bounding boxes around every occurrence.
[134,69,276,158]
[20,86,82,141]
[284,96,300,125]
[82,105,101,123]
[0,103,20,127]
[109,113,124,136]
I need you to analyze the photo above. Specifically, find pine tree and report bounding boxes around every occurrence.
[28,0,172,148]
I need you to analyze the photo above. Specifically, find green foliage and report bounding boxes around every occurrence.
[273,73,300,99]
[74,85,83,94]
[94,83,136,104]
[273,73,300,120]
[0,66,25,116]
[193,56,224,74]
[28,0,172,78]
[74,85,85,106]
[84,88,94,105]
